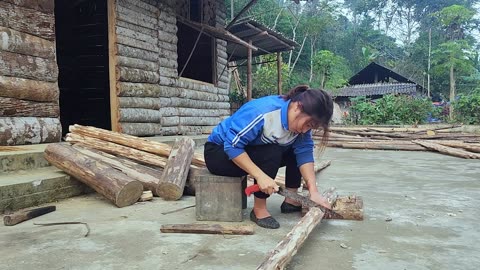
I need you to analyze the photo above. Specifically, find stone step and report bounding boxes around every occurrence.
[0,166,88,213]
[0,144,50,173]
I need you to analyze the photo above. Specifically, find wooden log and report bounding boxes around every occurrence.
[0,97,59,117]
[65,133,168,168]
[3,0,55,13]
[116,26,158,44]
[0,26,55,59]
[44,144,144,207]
[157,138,195,200]
[117,44,158,62]
[72,144,163,196]
[139,190,153,201]
[301,195,364,220]
[257,207,325,270]
[117,0,158,18]
[116,20,157,38]
[4,206,56,226]
[119,108,162,122]
[157,29,178,44]
[117,34,159,52]
[0,75,58,102]
[116,5,157,30]
[412,140,480,159]
[157,18,177,34]
[326,141,427,151]
[117,56,158,72]
[0,2,55,40]
[119,122,163,136]
[118,66,159,83]
[158,57,178,69]
[0,117,61,145]
[0,50,58,82]
[436,141,480,153]
[68,124,206,167]
[160,223,254,235]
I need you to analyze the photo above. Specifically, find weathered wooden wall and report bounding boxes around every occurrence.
[114,0,231,136]
[0,0,61,145]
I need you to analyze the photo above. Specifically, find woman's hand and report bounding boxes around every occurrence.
[256,174,279,195]
[309,191,332,210]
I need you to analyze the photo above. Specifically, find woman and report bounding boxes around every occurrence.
[204,85,333,229]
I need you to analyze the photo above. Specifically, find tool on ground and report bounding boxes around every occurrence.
[3,206,56,226]
[245,184,338,213]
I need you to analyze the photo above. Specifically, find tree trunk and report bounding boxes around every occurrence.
[413,140,480,159]
[449,65,455,120]
[0,117,61,145]
[0,97,59,117]
[257,208,325,270]
[72,144,163,196]
[0,75,58,102]
[160,224,254,235]
[44,144,143,207]
[157,138,195,200]
[68,124,205,167]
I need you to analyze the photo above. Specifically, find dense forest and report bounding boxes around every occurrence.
[226,0,480,107]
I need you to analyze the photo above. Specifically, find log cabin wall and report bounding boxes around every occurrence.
[115,0,231,136]
[0,0,61,145]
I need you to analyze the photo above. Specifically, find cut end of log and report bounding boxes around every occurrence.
[115,181,144,207]
[156,182,183,201]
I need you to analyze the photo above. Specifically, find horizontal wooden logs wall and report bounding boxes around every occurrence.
[115,0,231,136]
[0,0,60,145]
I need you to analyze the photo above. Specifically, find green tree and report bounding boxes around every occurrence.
[312,50,350,89]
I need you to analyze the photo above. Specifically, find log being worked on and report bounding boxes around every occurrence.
[0,75,58,102]
[160,223,254,235]
[257,207,325,270]
[65,133,167,168]
[0,97,59,117]
[157,138,195,201]
[4,206,56,226]
[72,144,162,195]
[69,124,206,167]
[301,195,364,221]
[0,117,61,145]
[44,144,143,207]
[413,140,480,159]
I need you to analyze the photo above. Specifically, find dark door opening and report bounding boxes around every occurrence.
[55,0,111,136]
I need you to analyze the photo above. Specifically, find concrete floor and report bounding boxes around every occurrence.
[1,148,479,270]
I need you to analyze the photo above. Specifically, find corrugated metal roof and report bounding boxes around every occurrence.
[330,83,419,97]
[226,19,298,61]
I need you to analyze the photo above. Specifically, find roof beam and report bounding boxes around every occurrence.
[226,0,260,30]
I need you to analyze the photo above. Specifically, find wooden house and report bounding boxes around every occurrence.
[0,0,256,145]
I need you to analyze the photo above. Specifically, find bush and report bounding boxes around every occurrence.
[348,94,439,125]
[454,89,480,124]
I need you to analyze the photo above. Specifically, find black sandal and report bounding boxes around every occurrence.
[280,201,302,213]
[250,210,280,229]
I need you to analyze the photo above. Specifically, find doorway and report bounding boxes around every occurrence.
[55,0,111,136]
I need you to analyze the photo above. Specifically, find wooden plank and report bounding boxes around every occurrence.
[0,97,59,117]
[4,206,56,226]
[108,0,120,132]
[160,224,254,235]
[0,26,55,59]
[0,2,55,40]
[156,138,195,201]
[0,50,58,82]
[0,75,58,102]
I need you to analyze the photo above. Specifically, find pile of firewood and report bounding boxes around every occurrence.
[43,124,209,208]
[314,125,480,159]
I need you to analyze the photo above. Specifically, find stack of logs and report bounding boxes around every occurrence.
[316,126,480,159]
[44,124,208,207]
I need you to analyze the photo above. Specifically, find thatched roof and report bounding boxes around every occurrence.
[330,83,419,97]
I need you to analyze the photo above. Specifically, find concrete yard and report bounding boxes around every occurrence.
[1,148,479,270]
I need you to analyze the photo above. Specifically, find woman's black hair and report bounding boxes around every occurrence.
[283,85,333,151]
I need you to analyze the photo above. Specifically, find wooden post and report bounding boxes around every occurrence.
[156,138,196,201]
[277,52,282,95]
[108,0,120,132]
[160,224,254,235]
[44,144,143,207]
[247,40,252,101]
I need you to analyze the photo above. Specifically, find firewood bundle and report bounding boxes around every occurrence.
[44,124,208,207]
[314,125,480,159]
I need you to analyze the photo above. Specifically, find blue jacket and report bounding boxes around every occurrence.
[208,95,314,167]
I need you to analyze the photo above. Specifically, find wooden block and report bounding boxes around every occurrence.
[195,173,244,222]
[139,190,153,201]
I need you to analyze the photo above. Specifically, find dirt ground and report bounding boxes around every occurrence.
[1,147,479,270]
